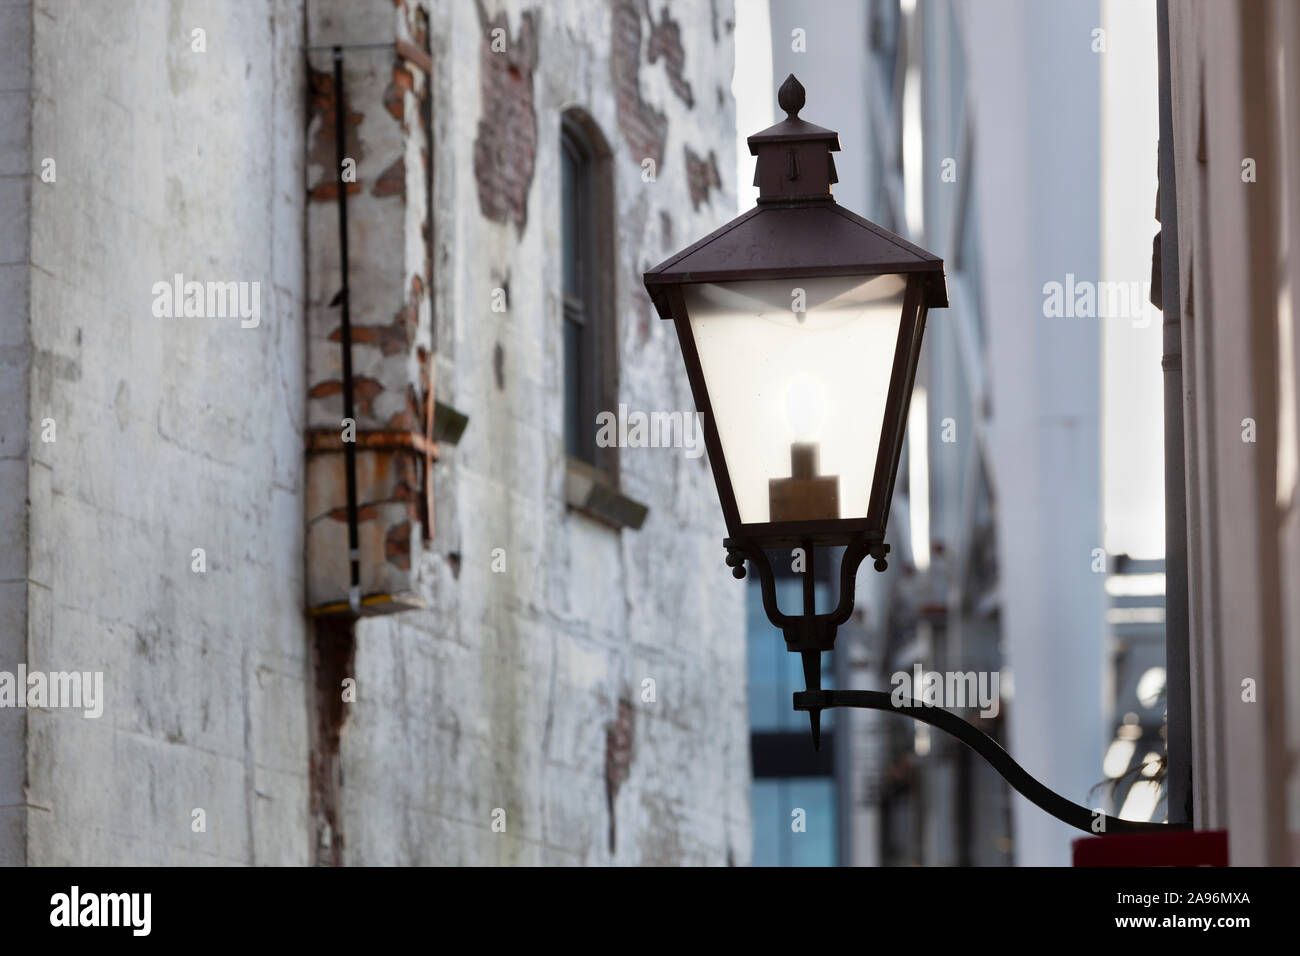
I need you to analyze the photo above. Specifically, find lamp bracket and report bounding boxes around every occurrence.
[723,535,884,653]
[794,690,1181,836]
[725,537,1179,835]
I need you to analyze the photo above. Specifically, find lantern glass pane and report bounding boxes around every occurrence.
[684,274,906,525]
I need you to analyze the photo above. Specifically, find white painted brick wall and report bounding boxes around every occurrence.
[4,0,751,866]
[334,0,749,866]
[14,0,309,865]
[0,0,33,867]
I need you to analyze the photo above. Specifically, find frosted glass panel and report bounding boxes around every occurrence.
[684,274,905,524]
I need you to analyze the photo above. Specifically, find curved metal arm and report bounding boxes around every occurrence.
[795,689,1182,836]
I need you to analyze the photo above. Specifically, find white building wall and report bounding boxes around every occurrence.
[1,0,749,866]
[0,0,34,867]
[14,0,311,864]
[1167,0,1299,865]
[336,0,748,866]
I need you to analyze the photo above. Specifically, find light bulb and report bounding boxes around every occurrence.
[785,378,825,439]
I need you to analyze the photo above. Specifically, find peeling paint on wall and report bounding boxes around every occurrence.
[310,616,356,867]
[308,64,364,201]
[684,146,721,210]
[604,695,636,854]
[612,0,667,170]
[646,2,694,107]
[472,1,539,234]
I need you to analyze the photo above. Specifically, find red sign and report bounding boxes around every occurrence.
[1073,830,1228,866]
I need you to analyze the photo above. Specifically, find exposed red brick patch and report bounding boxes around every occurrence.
[646,3,693,107]
[472,1,539,234]
[327,503,380,523]
[409,273,424,331]
[383,384,422,431]
[631,291,652,347]
[309,182,362,203]
[659,209,674,249]
[385,412,415,431]
[389,477,420,506]
[383,65,414,122]
[309,376,384,418]
[327,272,420,358]
[684,146,721,210]
[385,520,412,569]
[329,318,407,356]
[604,695,635,854]
[612,0,666,170]
[307,64,365,199]
[310,616,355,867]
[372,155,405,198]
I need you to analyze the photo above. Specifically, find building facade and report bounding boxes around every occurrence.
[1,0,749,866]
[1164,0,1300,865]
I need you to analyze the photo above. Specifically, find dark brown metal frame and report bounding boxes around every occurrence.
[642,75,947,758]
[658,273,932,551]
[651,258,937,757]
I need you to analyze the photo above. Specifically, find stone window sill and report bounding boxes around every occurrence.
[564,457,648,531]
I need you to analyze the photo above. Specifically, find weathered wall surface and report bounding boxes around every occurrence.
[3,0,749,866]
[1167,0,1300,864]
[0,0,34,867]
[12,0,310,864]
[335,0,751,865]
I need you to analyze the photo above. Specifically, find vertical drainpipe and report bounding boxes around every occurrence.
[1156,0,1193,826]
[333,46,362,615]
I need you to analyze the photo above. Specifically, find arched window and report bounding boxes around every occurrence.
[560,111,615,471]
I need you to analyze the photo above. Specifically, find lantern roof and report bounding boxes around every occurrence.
[644,204,948,308]
[645,75,948,310]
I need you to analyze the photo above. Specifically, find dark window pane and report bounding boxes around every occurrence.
[748,575,834,733]
[561,142,580,297]
[751,778,837,866]
[561,145,577,295]
[561,117,608,471]
[564,313,583,459]
[746,581,784,729]
[787,778,837,866]
[751,780,783,866]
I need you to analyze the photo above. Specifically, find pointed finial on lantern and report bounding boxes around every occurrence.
[778,74,805,120]
[748,74,838,201]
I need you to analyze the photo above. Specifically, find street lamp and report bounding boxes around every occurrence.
[645,72,943,747]
[645,75,1172,835]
